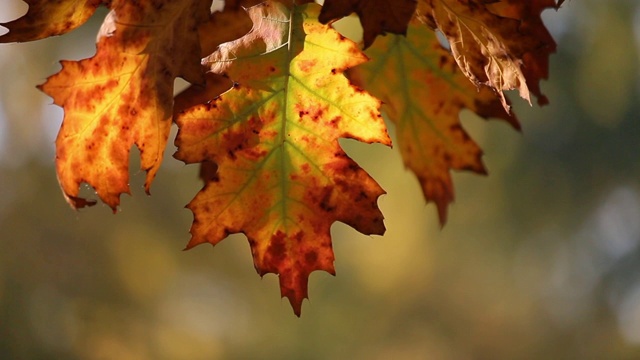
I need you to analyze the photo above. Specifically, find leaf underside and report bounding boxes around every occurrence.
[416,0,561,111]
[0,0,107,43]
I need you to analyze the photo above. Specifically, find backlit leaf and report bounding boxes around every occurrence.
[349,22,519,224]
[39,0,212,210]
[416,0,557,111]
[175,1,390,315]
[0,0,106,43]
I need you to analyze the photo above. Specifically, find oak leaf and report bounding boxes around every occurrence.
[318,0,417,48]
[175,1,390,315]
[198,0,257,57]
[0,0,107,43]
[416,0,556,111]
[349,22,518,224]
[485,0,564,105]
[39,0,211,210]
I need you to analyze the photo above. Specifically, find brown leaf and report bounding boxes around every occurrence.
[175,2,389,315]
[485,0,564,105]
[318,0,417,48]
[417,0,556,111]
[197,1,256,57]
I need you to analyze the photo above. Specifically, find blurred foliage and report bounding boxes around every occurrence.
[2,0,640,359]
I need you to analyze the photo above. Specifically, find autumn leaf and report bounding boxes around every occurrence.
[174,0,318,114]
[39,0,212,210]
[349,22,518,224]
[0,0,107,43]
[173,3,256,114]
[175,1,390,315]
[198,0,258,57]
[318,0,417,48]
[0,0,566,316]
[416,0,556,111]
[485,0,564,105]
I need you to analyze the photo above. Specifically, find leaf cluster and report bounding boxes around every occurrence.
[0,0,564,315]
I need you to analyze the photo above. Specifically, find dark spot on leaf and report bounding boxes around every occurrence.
[305,251,318,265]
[199,161,219,182]
[318,187,336,212]
[264,231,287,272]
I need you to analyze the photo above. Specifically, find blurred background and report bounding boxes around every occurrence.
[2,0,640,358]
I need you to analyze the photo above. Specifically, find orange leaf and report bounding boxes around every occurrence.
[349,22,518,224]
[39,0,211,210]
[175,1,390,315]
[0,0,106,43]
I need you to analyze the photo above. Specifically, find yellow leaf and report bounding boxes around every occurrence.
[349,23,518,224]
